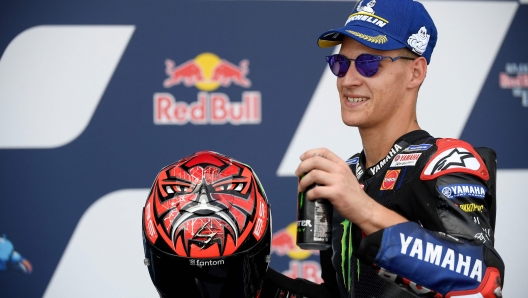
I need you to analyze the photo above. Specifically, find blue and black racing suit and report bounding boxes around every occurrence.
[320,129,504,298]
[261,130,504,298]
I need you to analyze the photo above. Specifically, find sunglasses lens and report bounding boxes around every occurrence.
[355,54,379,77]
[327,55,349,77]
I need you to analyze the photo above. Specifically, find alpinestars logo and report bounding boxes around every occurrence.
[421,139,488,181]
[423,148,480,176]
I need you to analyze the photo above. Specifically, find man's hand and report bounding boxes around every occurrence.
[295,148,407,235]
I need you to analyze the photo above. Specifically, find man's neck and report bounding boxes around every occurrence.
[360,121,421,169]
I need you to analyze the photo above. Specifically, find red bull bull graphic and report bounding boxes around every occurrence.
[271,222,323,284]
[155,52,261,125]
[210,59,251,88]
[163,59,205,88]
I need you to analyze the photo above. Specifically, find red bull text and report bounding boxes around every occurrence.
[154,53,261,125]
[154,92,261,125]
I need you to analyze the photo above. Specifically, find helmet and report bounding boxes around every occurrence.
[142,151,272,298]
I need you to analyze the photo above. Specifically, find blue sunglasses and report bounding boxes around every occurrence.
[326,53,416,77]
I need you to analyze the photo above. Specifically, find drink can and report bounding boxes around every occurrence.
[296,184,333,250]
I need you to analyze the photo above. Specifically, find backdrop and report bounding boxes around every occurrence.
[1,0,527,297]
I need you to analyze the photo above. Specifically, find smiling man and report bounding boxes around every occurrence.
[294,0,506,297]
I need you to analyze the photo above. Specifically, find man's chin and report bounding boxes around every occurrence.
[341,118,361,128]
[340,112,362,127]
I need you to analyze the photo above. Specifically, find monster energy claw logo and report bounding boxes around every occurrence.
[340,220,359,291]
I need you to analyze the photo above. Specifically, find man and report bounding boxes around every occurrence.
[294,0,505,297]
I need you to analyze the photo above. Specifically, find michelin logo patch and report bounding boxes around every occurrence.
[357,0,377,14]
[346,0,388,29]
[439,184,486,200]
[407,26,430,55]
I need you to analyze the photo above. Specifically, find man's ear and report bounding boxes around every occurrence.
[408,57,427,89]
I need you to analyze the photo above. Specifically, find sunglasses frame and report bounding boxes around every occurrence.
[326,53,416,78]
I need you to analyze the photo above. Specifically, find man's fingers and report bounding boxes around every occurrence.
[299,148,342,163]
[295,154,337,177]
[302,183,335,203]
[298,169,332,191]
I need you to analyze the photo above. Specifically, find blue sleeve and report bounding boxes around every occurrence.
[356,221,504,297]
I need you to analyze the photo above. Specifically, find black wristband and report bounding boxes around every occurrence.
[356,228,384,265]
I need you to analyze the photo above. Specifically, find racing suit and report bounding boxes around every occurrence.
[319,129,505,297]
[262,130,504,297]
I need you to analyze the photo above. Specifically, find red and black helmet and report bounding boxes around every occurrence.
[142,151,272,298]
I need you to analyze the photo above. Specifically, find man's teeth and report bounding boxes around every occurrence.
[347,97,368,103]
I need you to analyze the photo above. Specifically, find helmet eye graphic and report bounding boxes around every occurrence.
[164,183,194,195]
[214,182,245,192]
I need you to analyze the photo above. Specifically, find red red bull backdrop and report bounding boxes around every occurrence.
[0,0,527,297]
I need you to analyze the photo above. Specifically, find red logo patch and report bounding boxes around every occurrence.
[420,138,489,181]
[381,170,400,190]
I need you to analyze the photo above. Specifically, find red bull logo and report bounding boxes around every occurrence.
[154,52,261,125]
[271,222,323,284]
[499,62,528,107]
[163,53,251,91]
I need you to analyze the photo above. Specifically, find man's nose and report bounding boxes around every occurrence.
[340,62,363,86]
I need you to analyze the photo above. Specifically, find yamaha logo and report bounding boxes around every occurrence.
[441,187,452,197]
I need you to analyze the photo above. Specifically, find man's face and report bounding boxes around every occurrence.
[337,37,412,129]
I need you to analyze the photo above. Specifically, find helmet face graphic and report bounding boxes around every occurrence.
[142,151,271,298]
